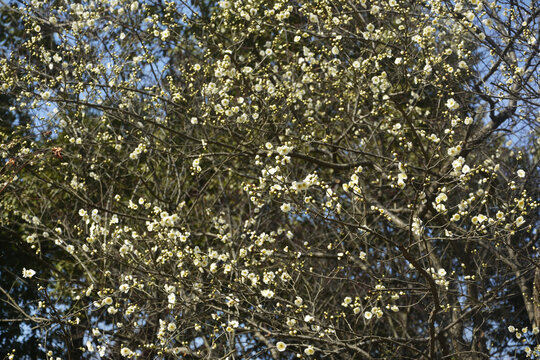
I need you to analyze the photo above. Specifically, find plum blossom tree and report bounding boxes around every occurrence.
[0,0,539,358]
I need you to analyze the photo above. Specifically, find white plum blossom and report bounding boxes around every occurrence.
[276,341,287,352]
[120,347,132,357]
[364,311,373,320]
[304,345,315,355]
[446,98,459,110]
[261,289,274,298]
[276,145,293,155]
[342,296,352,307]
[280,203,292,212]
[22,268,36,278]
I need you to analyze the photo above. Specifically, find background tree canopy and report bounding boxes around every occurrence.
[0,0,539,359]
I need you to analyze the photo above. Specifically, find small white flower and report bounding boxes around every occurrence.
[226,320,239,332]
[364,311,373,320]
[107,306,118,315]
[86,340,94,352]
[119,284,130,293]
[277,145,293,155]
[342,296,352,307]
[102,297,113,306]
[372,307,383,318]
[304,345,315,355]
[437,268,447,277]
[446,98,459,111]
[25,234,37,244]
[276,341,287,352]
[167,322,177,332]
[22,268,36,278]
[435,193,448,204]
[517,169,525,178]
[261,289,274,298]
[280,203,291,212]
[120,347,132,357]
[447,145,461,157]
